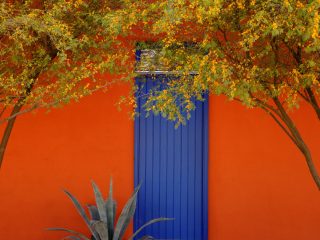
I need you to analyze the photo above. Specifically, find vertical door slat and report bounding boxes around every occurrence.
[134,77,208,240]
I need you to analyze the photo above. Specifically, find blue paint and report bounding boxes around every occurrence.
[134,53,208,240]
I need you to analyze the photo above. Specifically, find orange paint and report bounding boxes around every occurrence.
[0,84,134,239]
[209,96,320,240]
[1,89,320,239]
[1,71,320,239]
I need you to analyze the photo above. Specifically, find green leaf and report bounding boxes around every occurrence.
[92,181,108,224]
[113,184,141,240]
[139,236,154,240]
[62,236,82,240]
[62,190,100,240]
[128,218,173,240]
[47,228,91,240]
[87,204,100,221]
[92,221,109,240]
[105,178,116,239]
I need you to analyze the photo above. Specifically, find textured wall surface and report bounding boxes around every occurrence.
[0,84,320,239]
[209,96,320,240]
[0,83,134,240]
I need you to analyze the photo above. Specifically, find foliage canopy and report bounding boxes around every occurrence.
[130,0,320,123]
[0,0,133,118]
[130,0,320,189]
[1,0,320,189]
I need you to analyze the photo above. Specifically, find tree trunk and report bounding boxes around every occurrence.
[0,36,58,168]
[273,97,320,190]
[306,87,320,120]
[0,103,23,168]
[299,141,320,190]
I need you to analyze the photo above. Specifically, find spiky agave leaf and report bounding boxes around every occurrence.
[63,190,100,240]
[87,205,100,221]
[50,181,166,240]
[139,236,154,240]
[128,218,174,240]
[112,184,141,240]
[91,181,108,224]
[62,236,82,240]
[47,228,91,240]
[92,221,109,240]
[105,178,116,239]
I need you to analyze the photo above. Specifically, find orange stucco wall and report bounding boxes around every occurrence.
[209,96,320,240]
[0,84,135,240]
[0,83,320,239]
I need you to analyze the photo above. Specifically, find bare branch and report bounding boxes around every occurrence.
[0,79,118,124]
[0,107,6,118]
[259,105,298,145]
[306,87,320,120]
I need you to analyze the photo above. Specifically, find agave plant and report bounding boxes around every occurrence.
[48,180,171,240]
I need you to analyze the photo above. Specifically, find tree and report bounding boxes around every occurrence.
[0,0,135,167]
[127,0,320,189]
[2,0,320,190]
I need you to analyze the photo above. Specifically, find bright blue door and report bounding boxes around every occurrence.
[134,76,208,240]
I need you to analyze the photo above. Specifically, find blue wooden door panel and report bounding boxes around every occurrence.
[134,76,208,240]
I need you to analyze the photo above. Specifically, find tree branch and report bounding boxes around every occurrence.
[0,106,7,119]
[0,34,58,168]
[273,96,320,189]
[306,87,320,120]
[258,104,298,146]
[283,41,320,120]
[0,103,23,168]
[0,78,118,124]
